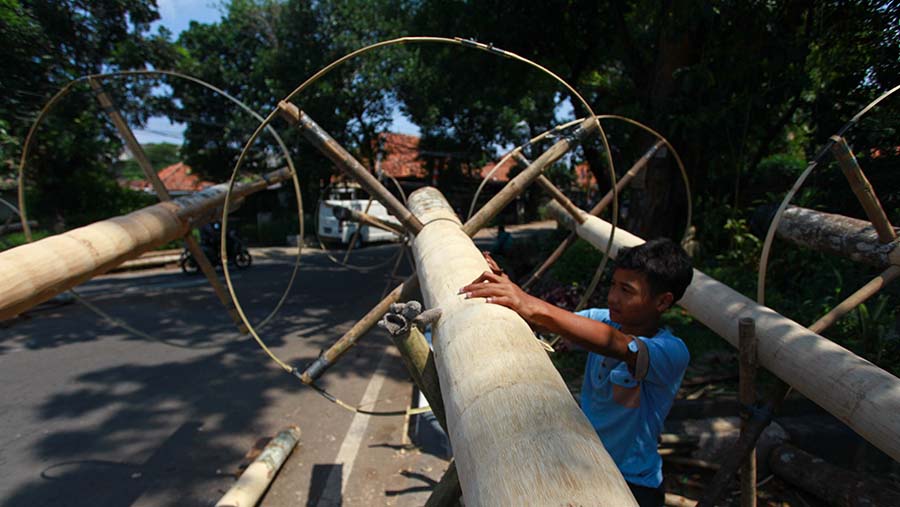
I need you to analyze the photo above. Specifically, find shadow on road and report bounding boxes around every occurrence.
[1,248,417,507]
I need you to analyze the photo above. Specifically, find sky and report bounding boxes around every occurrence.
[133,0,420,146]
[132,1,222,144]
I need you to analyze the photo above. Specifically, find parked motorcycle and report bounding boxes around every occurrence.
[180,222,252,274]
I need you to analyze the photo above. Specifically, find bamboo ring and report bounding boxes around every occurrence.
[221,36,621,374]
[15,70,304,337]
[756,84,900,306]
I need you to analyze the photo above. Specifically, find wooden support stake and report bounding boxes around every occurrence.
[521,141,662,290]
[0,168,291,320]
[90,78,246,332]
[409,186,636,506]
[738,318,757,507]
[278,102,423,234]
[424,460,462,507]
[545,200,900,462]
[830,135,897,243]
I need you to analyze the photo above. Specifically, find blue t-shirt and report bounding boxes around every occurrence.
[576,308,689,488]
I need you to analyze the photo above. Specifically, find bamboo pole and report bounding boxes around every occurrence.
[215,426,301,507]
[773,205,899,268]
[513,151,587,226]
[809,265,900,332]
[0,168,291,320]
[521,141,663,290]
[331,205,406,237]
[297,276,420,384]
[278,102,424,234]
[696,267,898,507]
[545,200,900,462]
[378,303,461,507]
[738,318,757,507]
[829,135,897,243]
[90,78,246,331]
[409,186,636,506]
[461,117,596,236]
[299,124,595,382]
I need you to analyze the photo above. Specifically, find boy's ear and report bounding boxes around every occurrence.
[654,292,674,313]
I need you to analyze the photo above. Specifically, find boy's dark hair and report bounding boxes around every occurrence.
[616,238,693,303]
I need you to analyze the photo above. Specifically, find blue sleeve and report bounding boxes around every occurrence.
[575,308,611,324]
[638,335,690,386]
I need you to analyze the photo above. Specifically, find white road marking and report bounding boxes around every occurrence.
[316,349,392,506]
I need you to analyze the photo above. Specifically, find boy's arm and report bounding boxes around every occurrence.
[459,270,636,369]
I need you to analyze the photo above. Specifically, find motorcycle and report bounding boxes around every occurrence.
[180,223,252,274]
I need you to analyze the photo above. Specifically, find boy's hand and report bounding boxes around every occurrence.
[459,256,543,322]
[482,251,503,276]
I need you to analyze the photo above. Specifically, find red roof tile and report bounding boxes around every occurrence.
[125,162,214,193]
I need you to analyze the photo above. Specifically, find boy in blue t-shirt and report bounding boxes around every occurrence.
[460,238,693,507]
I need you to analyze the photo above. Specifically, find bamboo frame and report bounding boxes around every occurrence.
[512,151,586,225]
[299,123,595,381]
[696,266,898,507]
[461,117,596,237]
[521,141,663,290]
[546,200,900,462]
[409,186,636,506]
[278,103,424,235]
[772,205,899,268]
[0,168,292,320]
[90,78,247,331]
[829,135,897,243]
[330,205,406,237]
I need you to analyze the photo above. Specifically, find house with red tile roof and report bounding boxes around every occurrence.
[123,162,214,196]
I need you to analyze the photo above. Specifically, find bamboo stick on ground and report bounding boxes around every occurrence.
[0,168,292,320]
[215,426,301,507]
[409,186,636,506]
[546,200,900,462]
[769,443,900,507]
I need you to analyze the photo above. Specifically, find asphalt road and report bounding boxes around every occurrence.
[0,243,449,507]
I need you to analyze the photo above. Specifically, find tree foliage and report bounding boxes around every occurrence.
[1,0,177,227]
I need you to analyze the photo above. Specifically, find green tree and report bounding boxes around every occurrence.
[394,0,900,241]
[171,0,410,213]
[1,0,178,228]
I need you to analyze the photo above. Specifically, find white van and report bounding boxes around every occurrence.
[318,183,403,245]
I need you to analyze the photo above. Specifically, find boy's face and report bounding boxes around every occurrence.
[607,268,673,332]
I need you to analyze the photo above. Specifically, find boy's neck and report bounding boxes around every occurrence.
[620,317,661,338]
